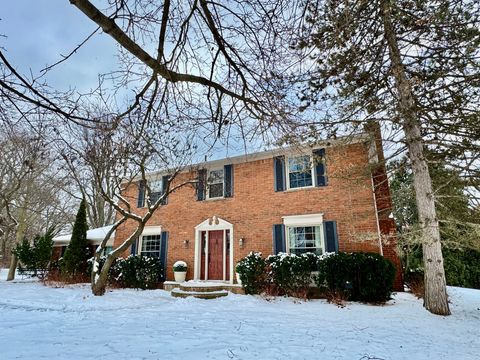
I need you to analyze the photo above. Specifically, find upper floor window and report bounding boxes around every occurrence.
[147,179,163,205]
[207,169,224,198]
[287,155,314,189]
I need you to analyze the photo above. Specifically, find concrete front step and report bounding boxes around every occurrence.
[171,288,229,299]
[164,281,245,295]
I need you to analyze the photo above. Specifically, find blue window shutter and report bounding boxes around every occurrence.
[224,164,233,198]
[197,169,206,201]
[130,239,137,256]
[273,224,286,254]
[324,221,338,253]
[160,231,169,281]
[137,180,146,208]
[313,148,327,187]
[273,156,286,192]
[161,175,170,205]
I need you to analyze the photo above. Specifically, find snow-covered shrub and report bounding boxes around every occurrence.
[14,228,54,280]
[173,260,187,272]
[316,252,395,303]
[266,252,318,297]
[235,252,267,294]
[112,255,164,290]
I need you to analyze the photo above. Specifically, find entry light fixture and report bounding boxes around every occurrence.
[183,239,190,248]
[239,238,244,248]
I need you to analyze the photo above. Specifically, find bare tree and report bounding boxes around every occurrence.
[0,123,74,278]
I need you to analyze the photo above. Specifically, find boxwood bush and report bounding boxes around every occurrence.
[112,255,164,289]
[235,252,267,294]
[316,252,395,302]
[266,252,318,297]
[236,251,396,302]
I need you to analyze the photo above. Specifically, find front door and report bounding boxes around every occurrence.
[208,230,223,280]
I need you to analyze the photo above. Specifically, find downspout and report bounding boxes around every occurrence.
[371,174,384,256]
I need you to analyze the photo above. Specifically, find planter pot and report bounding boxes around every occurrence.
[235,272,242,285]
[174,271,187,283]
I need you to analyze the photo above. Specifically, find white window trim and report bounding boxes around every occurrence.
[206,168,224,199]
[282,214,325,254]
[286,154,316,190]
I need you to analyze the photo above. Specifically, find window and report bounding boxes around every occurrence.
[147,179,163,204]
[207,168,224,198]
[102,246,113,256]
[287,226,324,255]
[140,234,161,258]
[287,155,314,189]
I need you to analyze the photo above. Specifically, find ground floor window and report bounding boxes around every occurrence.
[140,234,161,258]
[287,225,323,255]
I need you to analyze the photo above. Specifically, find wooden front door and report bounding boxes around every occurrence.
[208,230,224,280]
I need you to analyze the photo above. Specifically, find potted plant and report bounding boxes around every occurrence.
[173,261,187,283]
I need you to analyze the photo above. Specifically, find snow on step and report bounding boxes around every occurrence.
[171,288,229,299]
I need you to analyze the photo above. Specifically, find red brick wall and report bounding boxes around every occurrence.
[114,141,403,284]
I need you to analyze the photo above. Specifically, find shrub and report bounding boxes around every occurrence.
[266,252,318,297]
[112,255,164,289]
[173,260,187,272]
[235,252,267,294]
[317,252,395,303]
[61,199,90,278]
[14,228,55,280]
[403,247,480,290]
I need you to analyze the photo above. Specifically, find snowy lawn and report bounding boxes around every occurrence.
[1,269,479,360]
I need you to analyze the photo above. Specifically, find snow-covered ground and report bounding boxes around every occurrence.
[1,269,479,360]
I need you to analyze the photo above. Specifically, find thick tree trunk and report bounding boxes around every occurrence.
[6,254,18,281]
[91,255,114,296]
[381,0,450,315]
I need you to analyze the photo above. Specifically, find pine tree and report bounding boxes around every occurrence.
[61,199,90,278]
[295,0,480,315]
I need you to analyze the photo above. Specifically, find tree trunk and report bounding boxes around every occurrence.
[381,0,450,315]
[6,254,18,281]
[91,255,114,296]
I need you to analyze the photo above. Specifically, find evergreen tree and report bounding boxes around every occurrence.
[14,227,55,280]
[295,0,480,315]
[61,199,90,278]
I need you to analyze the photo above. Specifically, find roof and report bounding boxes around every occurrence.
[143,132,372,180]
[53,225,115,246]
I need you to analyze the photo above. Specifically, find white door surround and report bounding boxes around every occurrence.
[194,216,234,284]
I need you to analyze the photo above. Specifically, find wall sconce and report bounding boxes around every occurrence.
[239,238,244,248]
[183,239,190,248]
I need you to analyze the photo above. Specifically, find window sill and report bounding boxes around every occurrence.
[204,196,227,202]
[284,185,319,192]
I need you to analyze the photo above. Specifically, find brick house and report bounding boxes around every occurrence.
[113,132,403,290]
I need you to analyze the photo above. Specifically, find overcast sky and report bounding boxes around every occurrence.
[1,0,117,92]
[1,1,267,158]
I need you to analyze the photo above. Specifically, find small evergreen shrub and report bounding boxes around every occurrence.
[14,228,55,280]
[112,255,164,289]
[317,252,395,303]
[266,252,318,297]
[173,261,187,272]
[235,252,267,294]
